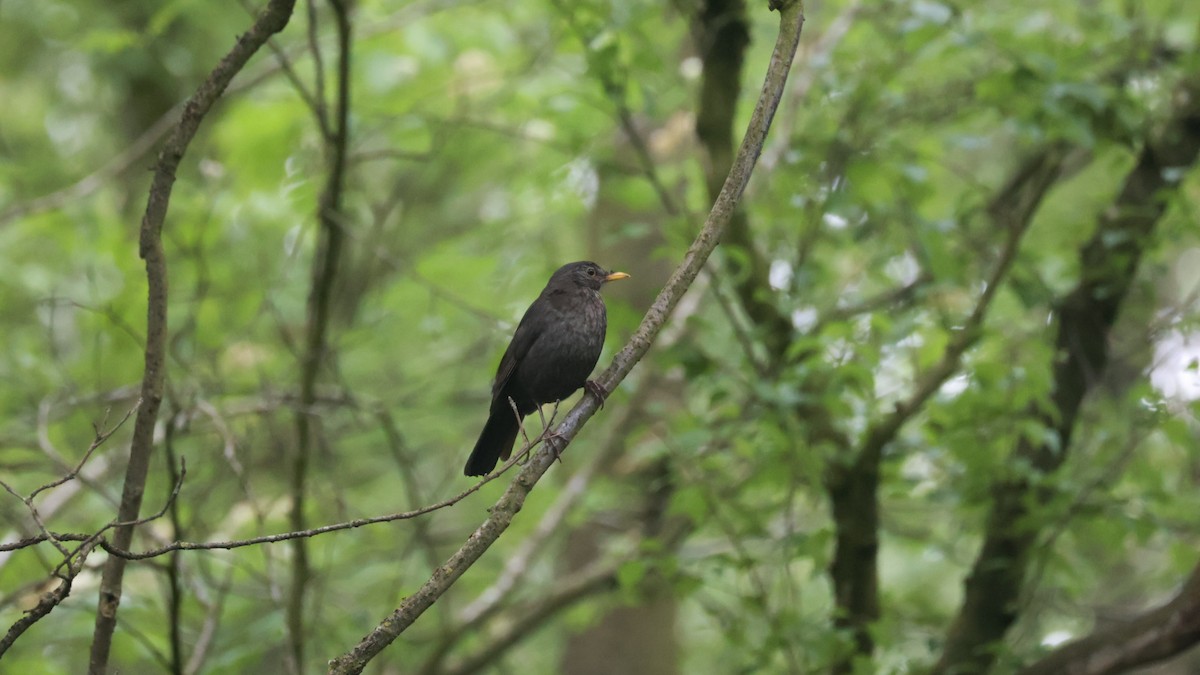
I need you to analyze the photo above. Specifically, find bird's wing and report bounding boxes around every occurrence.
[491,297,549,400]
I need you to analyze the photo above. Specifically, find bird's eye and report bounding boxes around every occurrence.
[587,268,596,276]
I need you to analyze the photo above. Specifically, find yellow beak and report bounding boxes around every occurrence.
[604,271,630,282]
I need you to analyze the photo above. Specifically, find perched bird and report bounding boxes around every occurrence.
[464,261,629,476]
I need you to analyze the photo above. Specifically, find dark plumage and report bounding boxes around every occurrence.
[464,261,629,476]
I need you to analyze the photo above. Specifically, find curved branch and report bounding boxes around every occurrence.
[1018,560,1200,675]
[86,2,297,673]
[326,2,807,672]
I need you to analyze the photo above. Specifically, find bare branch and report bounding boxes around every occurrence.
[86,2,297,672]
[1,403,139,562]
[0,532,92,553]
[30,403,138,502]
[102,441,538,560]
[421,377,663,673]
[0,541,96,656]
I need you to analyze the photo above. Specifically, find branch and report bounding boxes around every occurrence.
[1,460,185,660]
[415,377,663,673]
[288,0,351,669]
[860,144,1082,464]
[0,459,187,558]
[935,75,1200,674]
[102,445,535,560]
[455,380,655,625]
[1018,559,1200,675]
[759,0,862,171]
[86,2,296,673]
[30,404,139,503]
[0,532,92,553]
[0,541,96,655]
[326,2,806,672]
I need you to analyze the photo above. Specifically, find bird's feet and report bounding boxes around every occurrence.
[538,402,567,464]
[585,380,608,410]
[539,427,568,464]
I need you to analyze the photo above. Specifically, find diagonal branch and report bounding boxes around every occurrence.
[0,541,97,655]
[85,2,297,673]
[417,377,662,672]
[325,2,807,672]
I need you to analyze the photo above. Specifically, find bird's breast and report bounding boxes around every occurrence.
[518,292,607,403]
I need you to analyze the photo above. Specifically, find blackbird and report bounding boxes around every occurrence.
[464,261,629,476]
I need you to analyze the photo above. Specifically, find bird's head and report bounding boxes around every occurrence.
[552,261,630,291]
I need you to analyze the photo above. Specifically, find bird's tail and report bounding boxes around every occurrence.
[464,408,521,476]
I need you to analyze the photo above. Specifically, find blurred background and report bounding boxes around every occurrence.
[1,0,1198,672]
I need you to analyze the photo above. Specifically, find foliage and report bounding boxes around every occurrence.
[0,0,1198,673]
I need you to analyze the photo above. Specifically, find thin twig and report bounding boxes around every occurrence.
[101,431,547,560]
[0,403,138,561]
[183,565,236,675]
[31,404,139,501]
